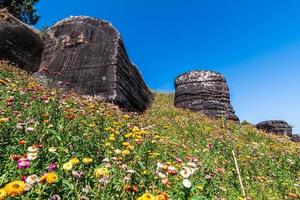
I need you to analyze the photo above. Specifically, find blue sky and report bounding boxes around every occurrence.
[35,0,300,133]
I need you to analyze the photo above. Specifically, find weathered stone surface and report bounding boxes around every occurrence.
[174,70,239,121]
[34,16,152,112]
[0,16,43,72]
[256,120,292,137]
[291,134,300,142]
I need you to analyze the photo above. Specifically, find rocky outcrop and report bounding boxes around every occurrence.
[174,70,239,121]
[291,134,300,142]
[34,16,152,112]
[256,120,292,136]
[0,12,43,72]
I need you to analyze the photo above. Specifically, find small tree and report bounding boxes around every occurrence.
[0,0,40,25]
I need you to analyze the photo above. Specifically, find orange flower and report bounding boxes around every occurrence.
[156,192,168,200]
[40,173,58,184]
[288,193,298,199]
[19,140,26,145]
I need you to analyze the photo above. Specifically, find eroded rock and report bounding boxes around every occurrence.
[0,13,43,72]
[256,120,292,136]
[174,70,239,121]
[34,16,152,112]
[291,134,300,142]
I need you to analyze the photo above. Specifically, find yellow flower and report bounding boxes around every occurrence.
[137,193,156,200]
[69,157,80,165]
[40,173,58,184]
[109,136,115,141]
[139,130,147,135]
[132,126,139,132]
[82,157,93,164]
[4,181,26,196]
[63,162,73,171]
[124,133,133,138]
[122,142,130,147]
[162,165,168,170]
[0,189,7,200]
[94,167,109,178]
[0,118,9,124]
[123,114,130,119]
[121,149,130,156]
[46,173,58,184]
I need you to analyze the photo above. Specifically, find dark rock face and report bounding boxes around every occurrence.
[35,16,152,112]
[256,120,292,136]
[0,21,43,72]
[174,70,239,121]
[291,134,300,142]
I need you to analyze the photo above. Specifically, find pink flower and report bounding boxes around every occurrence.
[48,162,58,171]
[162,178,169,185]
[175,157,183,163]
[22,175,27,182]
[17,159,30,169]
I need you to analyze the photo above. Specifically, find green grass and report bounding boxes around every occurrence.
[0,63,299,200]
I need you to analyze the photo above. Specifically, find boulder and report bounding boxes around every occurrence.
[256,120,292,137]
[174,70,239,121]
[291,134,300,142]
[34,16,152,112]
[0,15,43,73]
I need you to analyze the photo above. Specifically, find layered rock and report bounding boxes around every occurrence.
[291,134,300,142]
[256,120,292,136]
[174,70,239,121]
[34,16,152,112]
[0,12,43,72]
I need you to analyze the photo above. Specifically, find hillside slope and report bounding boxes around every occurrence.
[0,62,299,200]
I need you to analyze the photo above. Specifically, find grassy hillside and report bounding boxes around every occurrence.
[0,62,299,200]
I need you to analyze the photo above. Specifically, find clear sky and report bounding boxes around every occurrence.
[35,0,300,133]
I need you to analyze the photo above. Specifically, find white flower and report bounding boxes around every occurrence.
[26,127,35,132]
[98,176,109,185]
[182,179,192,188]
[48,147,57,153]
[180,167,192,178]
[25,175,39,185]
[189,167,197,175]
[102,158,110,163]
[24,184,33,192]
[126,169,136,174]
[16,123,25,130]
[168,166,177,171]
[157,172,166,179]
[111,157,118,161]
[27,152,38,160]
[124,175,131,182]
[114,149,121,154]
[187,162,196,168]
[156,162,163,169]
[27,146,38,153]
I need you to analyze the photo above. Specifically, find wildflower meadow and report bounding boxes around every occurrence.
[0,62,299,199]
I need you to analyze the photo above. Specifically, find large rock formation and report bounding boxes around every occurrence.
[256,120,292,136]
[291,134,300,142]
[34,16,152,112]
[0,12,43,72]
[174,70,239,121]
